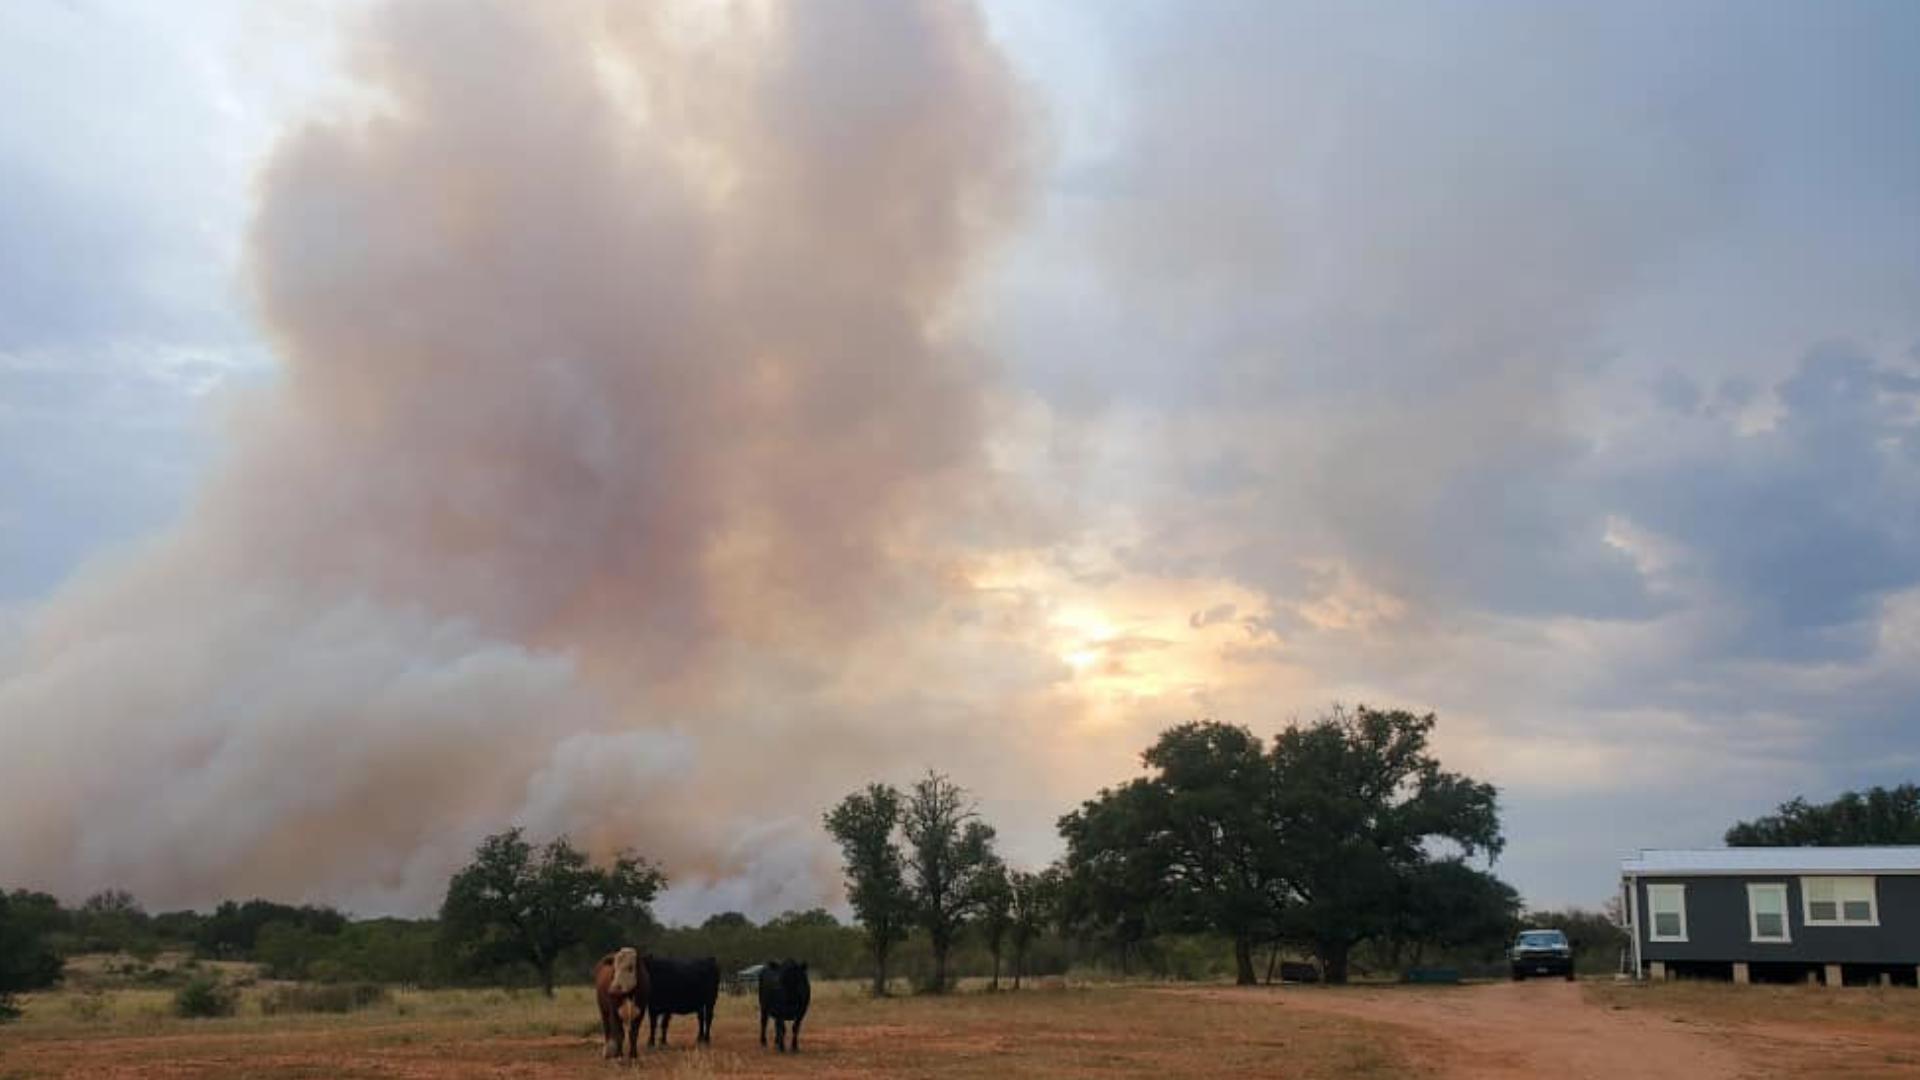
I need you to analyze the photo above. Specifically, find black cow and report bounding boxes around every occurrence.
[758,959,811,1053]
[645,955,719,1047]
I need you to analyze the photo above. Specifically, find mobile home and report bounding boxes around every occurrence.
[1621,847,1920,986]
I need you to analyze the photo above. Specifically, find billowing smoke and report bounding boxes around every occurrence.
[0,0,1031,915]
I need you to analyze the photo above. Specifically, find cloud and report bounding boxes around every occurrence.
[1187,602,1235,629]
[976,0,1920,908]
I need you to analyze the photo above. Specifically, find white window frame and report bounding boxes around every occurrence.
[1800,876,1878,927]
[1647,883,1688,942]
[1746,882,1791,943]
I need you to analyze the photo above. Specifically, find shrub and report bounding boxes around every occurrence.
[259,982,389,1016]
[67,990,110,1022]
[172,975,238,1018]
[1,890,65,1022]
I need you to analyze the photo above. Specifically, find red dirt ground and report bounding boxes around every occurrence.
[1187,980,1747,1079]
[1187,979,1920,1079]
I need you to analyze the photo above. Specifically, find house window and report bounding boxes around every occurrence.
[1747,883,1790,943]
[1801,877,1877,926]
[1648,883,1687,942]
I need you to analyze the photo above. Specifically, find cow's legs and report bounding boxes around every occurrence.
[647,1011,659,1048]
[600,1001,620,1059]
[699,1005,713,1044]
[791,1016,802,1052]
[760,1007,769,1046]
[625,1006,644,1059]
[774,1017,787,1053]
[658,1013,671,1047]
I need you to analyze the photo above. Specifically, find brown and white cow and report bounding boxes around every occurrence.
[594,947,650,1060]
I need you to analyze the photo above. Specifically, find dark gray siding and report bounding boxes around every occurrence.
[1634,874,1920,964]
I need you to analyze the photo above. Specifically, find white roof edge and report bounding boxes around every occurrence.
[1620,846,1920,875]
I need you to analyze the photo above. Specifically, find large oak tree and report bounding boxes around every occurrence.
[438,828,663,996]
[1061,707,1507,985]
[1062,721,1288,985]
[1270,706,1504,982]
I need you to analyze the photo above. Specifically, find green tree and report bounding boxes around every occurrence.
[1056,780,1164,974]
[325,919,444,985]
[253,921,330,980]
[1726,784,1920,846]
[1520,907,1627,974]
[765,908,839,930]
[438,827,664,997]
[900,771,1000,993]
[197,899,345,959]
[702,911,754,931]
[824,783,912,995]
[1060,722,1287,984]
[975,860,1013,990]
[0,891,64,1021]
[1383,859,1520,969]
[1271,706,1503,983]
[3,891,69,952]
[75,888,152,955]
[1007,867,1060,989]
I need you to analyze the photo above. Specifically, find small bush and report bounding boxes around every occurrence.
[67,990,110,1021]
[259,982,389,1016]
[173,975,238,1019]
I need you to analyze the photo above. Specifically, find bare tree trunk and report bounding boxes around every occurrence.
[1321,941,1351,986]
[1233,935,1257,986]
[931,941,950,994]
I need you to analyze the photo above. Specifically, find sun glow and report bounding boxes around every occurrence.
[1064,646,1102,671]
[960,548,1292,724]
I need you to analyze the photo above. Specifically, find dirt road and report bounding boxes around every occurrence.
[1182,980,1754,1080]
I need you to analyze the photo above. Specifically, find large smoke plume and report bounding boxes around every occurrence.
[0,0,1032,916]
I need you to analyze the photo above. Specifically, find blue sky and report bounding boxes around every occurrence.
[2,0,1918,919]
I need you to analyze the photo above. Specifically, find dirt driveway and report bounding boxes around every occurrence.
[1180,980,1753,1080]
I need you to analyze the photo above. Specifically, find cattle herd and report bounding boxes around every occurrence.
[593,948,811,1061]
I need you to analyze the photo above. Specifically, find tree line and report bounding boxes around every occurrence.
[9,715,1912,1017]
[1726,783,1920,846]
[827,706,1514,988]
[823,772,1061,995]
[0,829,1070,1018]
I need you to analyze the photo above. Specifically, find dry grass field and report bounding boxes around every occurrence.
[0,979,1412,1080]
[8,975,1920,1079]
